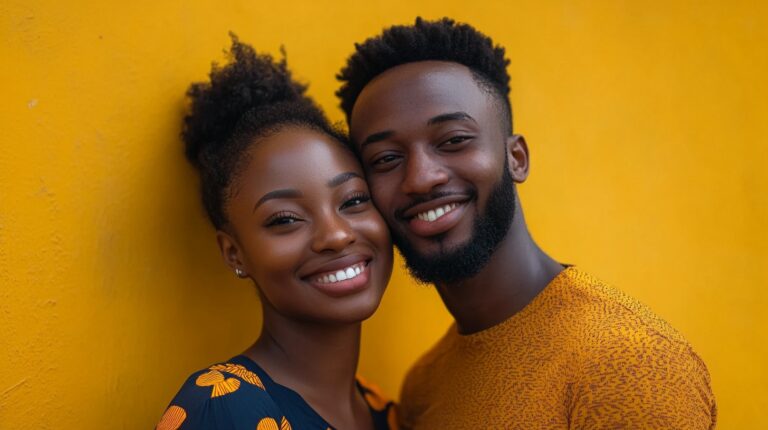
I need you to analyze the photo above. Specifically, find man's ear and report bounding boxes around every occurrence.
[506,134,530,183]
[216,229,248,278]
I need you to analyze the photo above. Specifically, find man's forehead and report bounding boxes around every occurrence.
[350,61,491,136]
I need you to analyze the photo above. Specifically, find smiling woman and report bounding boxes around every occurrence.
[154,35,395,430]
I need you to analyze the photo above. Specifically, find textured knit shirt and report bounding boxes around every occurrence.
[399,267,716,429]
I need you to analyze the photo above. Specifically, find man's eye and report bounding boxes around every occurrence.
[445,135,472,145]
[372,154,398,165]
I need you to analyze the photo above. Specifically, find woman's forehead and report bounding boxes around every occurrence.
[242,129,363,191]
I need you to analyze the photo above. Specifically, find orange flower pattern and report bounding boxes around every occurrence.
[156,405,186,430]
[195,369,241,398]
[209,363,265,390]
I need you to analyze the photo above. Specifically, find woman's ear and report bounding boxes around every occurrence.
[506,134,530,183]
[216,229,248,278]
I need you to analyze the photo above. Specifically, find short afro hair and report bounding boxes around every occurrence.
[336,17,513,133]
[183,34,346,229]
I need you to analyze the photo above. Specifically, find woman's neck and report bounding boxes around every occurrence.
[248,313,362,391]
[243,307,371,428]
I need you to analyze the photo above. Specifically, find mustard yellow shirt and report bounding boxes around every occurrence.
[399,267,716,429]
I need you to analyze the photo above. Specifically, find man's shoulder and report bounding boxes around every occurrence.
[559,271,717,427]
[558,268,690,347]
[400,325,457,389]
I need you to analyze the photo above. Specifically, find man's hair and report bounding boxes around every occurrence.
[336,17,513,133]
[183,34,346,229]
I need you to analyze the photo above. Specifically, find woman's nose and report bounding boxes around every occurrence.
[311,212,356,253]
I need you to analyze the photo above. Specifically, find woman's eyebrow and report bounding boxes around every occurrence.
[253,189,302,212]
[327,171,362,188]
[252,172,361,212]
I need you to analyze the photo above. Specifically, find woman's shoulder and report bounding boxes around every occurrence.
[356,375,399,430]
[156,358,290,430]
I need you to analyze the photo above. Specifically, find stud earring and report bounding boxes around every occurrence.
[234,268,246,278]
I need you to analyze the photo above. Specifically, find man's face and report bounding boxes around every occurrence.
[349,61,519,284]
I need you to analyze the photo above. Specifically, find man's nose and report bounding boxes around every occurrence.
[311,211,356,253]
[401,149,450,196]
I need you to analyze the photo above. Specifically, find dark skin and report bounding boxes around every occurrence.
[350,61,563,334]
[217,127,393,429]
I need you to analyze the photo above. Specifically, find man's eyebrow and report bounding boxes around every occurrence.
[360,130,394,150]
[327,171,362,188]
[359,112,475,150]
[427,111,478,126]
[253,189,302,212]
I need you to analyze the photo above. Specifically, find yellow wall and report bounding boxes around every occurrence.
[1,1,766,427]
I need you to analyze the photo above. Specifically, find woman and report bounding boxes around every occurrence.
[156,35,395,430]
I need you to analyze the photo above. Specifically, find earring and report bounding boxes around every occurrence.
[234,268,246,278]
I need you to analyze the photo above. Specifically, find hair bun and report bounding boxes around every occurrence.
[182,33,308,168]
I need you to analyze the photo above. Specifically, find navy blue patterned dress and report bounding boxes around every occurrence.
[156,355,396,430]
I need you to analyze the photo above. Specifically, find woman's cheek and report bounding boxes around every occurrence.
[247,233,308,280]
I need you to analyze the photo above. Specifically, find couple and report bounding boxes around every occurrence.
[157,18,716,430]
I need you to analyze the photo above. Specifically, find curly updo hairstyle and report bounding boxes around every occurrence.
[336,17,513,134]
[183,34,346,229]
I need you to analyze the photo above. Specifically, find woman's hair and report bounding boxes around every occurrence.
[183,34,346,229]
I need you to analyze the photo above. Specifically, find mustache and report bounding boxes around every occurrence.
[394,189,475,220]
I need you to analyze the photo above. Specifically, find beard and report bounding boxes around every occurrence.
[393,164,516,285]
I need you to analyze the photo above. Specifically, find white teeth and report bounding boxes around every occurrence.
[415,203,458,223]
[315,263,366,284]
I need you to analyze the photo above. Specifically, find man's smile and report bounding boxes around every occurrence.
[394,192,473,238]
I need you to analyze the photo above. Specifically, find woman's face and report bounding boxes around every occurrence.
[219,127,393,324]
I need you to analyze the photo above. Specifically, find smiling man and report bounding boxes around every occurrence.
[337,18,717,429]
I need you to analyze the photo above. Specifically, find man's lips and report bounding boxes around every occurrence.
[400,194,471,220]
[400,197,472,238]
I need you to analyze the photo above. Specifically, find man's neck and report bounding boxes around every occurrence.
[434,208,563,334]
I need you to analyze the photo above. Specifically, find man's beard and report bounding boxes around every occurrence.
[393,165,516,285]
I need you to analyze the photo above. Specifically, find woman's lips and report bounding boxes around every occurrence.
[311,261,367,284]
[304,260,371,297]
[300,252,372,279]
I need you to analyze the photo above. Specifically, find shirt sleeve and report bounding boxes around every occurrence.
[156,367,289,430]
[569,322,717,429]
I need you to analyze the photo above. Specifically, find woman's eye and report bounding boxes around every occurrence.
[266,213,301,227]
[341,194,371,210]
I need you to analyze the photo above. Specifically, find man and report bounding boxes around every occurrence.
[336,18,717,429]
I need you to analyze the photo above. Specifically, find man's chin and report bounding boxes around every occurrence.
[395,223,473,252]
[393,237,475,285]
[396,235,471,260]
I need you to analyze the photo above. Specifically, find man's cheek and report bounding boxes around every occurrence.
[371,185,394,210]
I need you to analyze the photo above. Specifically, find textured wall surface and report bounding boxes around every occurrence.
[1,0,766,428]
